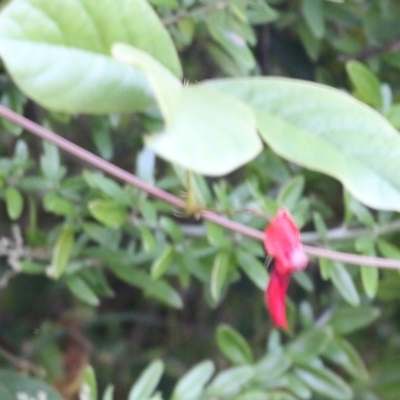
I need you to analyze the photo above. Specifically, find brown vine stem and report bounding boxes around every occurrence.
[1,104,400,269]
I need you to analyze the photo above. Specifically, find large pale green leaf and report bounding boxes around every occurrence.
[0,0,181,114]
[112,42,182,127]
[206,77,400,211]
[146,85,261,176]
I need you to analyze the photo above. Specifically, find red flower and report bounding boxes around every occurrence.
[264,208,308,329]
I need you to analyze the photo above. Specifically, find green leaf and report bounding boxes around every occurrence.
[79,365,98,400]
[0,0,181,114]
[128,360,164,400]
[323,336,369,382]
[65,274,100,306]
[207,14,255,73]
[112,42,182,128]
[102,385,115,400]
[211,251,230,302]
[112,265,183,309]
[206,77,400,212]
[236,250,268,291]
[295,364,353,400]
[159,217,184,243]
[377,239,400,259]
[43,192,78,217]
[329,261,360,306]
[329,305,380,334]
[145,85,262,176]
[301,0,325,38]
[138,226,156,253]
[5,186,23,220]
[150,245,175,279]
[285,372,312,399]
[47,228,74,279]
[206,222,231,249]
[286,326,333,363]
[355,236,378,298]
[277,175,305,210]
[206,365,254,398]
[171,360,215,400]
[83,171,131,205]
[346,60,382,108]
[40,142,65,182]
[216,324,254,365]
[88,200,127,229]
[254,352,291,382]
[361,266,378,298]
[0,369,64,400]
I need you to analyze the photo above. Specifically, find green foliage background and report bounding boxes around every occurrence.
[0,0,400,399]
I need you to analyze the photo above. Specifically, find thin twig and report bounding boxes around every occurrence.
[1,104,400,269]
[339,36,400,61]
[162,1,229,25]
[0,345,46,377]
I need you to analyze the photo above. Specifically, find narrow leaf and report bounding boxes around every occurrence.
[329,305,380,334]
[216,324,254,365]
[329,261,360,306]
[47,228,74,279]
[211,251,230,302]
[151,245,175,279]
[5,187,23,220]
[295,364,353,400]
[171,360,215,400]
[128,360,164,400]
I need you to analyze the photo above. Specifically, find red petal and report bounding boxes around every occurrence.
[264,208,308,274]
[265,267,290,330]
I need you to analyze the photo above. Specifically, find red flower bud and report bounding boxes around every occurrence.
[264,208,309,329]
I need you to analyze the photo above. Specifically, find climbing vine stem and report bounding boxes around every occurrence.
[0,104,400,269]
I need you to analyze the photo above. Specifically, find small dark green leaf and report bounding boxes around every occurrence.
[286,326,333,363]
[277,175,305,210]
[301,0,325,38]
[112,266,182,309]
[5,186,23,220]
[236,250,268,290]
[151,245,175,279]
[323,336,369,382]
[80,365,98,400]
[329,305,380,334]
[295,364,353,400]
[346,60,382,108]
[211,251,231,302]
[47,228,74,279]
[44,192,78,217]
[88,200,127,229]
[40,142,65,182]
[329,261,360,305]
[206,365,254,398]
[65,275,100,306]
[84,171,130,205]
[206,222,231,249]
[159,217,184,242]
[128,360,164,400]
[171,360,214,400]
[254,352,291,382]
[216,324,253,365]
